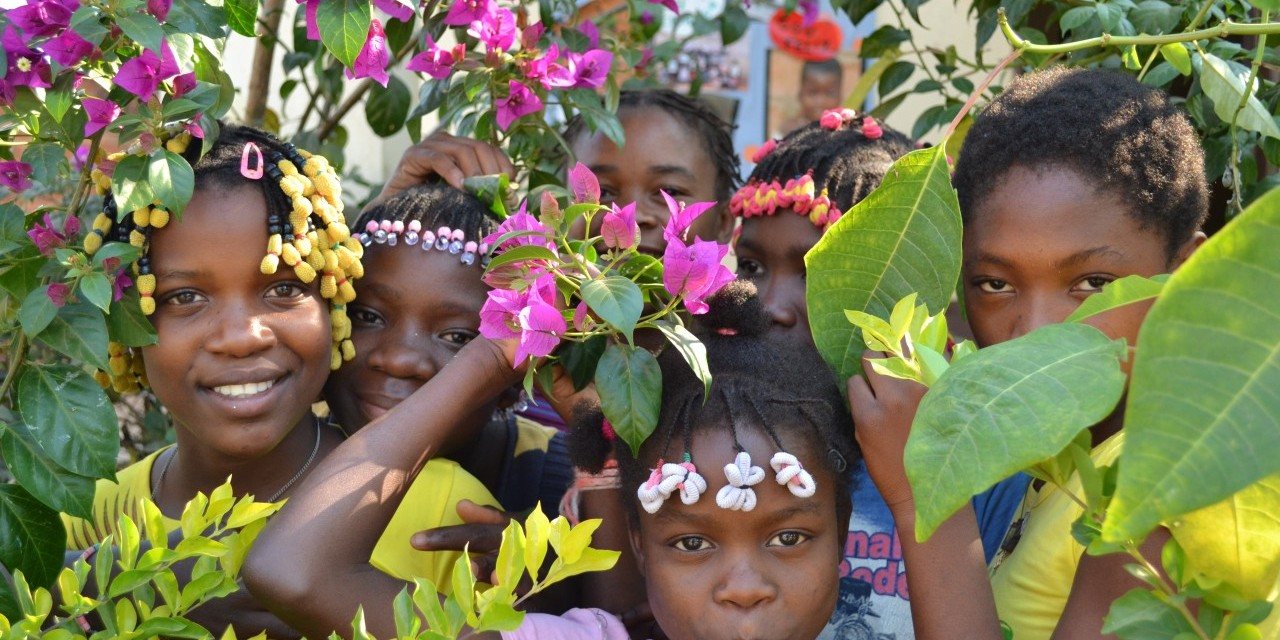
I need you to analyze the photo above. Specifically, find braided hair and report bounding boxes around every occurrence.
[352,181,499,248]
[563,89,743,203]
[87,124,363,393]
[568,280,860,528]
[952,67,1208,258]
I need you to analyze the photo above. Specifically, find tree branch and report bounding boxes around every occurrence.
[999,8,1280,54]
[245,0,288,127]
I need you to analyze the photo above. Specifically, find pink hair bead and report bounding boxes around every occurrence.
[448,228,465,254]
[434,226,451,251]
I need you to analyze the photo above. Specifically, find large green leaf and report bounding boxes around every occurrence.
[655,320,711,399]
[1104,188,1280,542]
[1065,274,1169,323]
[365,76,411,137]
[1169,474,1280,601]
[110,154,153,219]
[115,9,165,54]
[1101,589,1197,639]
[805,145,963,380]
[580,276,643,342]
[594,343,662,456]
[148,150,195,217]
[223,0,260,37]
[0,484,66,592]
[317,0,372,69]
[16,364,119,479]
[906,323,1127,540]
[0,421,97,520]
[107,290,157,347]
[35,301,109,370]
[1196,53,1280,140]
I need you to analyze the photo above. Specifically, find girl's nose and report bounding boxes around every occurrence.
[365,331,441,381]
[714,557,778,610]
[204,304,277,358]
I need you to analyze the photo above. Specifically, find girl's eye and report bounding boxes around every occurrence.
[266,282,307,299]
[1076,276,1113,293]
[660,187,688,199]
[440,329,478,347]
[977,279,1011,293]
[600,187,618,202]
[766,531,810,547]
[162,290,204,306]
[673,536,713,552]
[737,258,765,278]
[349,305,384,326]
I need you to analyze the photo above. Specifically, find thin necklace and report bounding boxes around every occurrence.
[152,417,323,503]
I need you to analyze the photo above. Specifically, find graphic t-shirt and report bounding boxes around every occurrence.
[819,461,1031,640]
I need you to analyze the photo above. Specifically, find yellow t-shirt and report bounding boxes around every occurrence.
[63,447,498,593]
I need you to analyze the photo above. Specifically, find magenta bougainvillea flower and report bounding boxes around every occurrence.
[601,202,639,250]
[172,71,197,97]
[45,282,70,308]
[445,0,490,26]
[516,292,567,361]
[495,80,542,130]
[525,44,573,90]
[569,49,612,89]
[0,161,33,193]
[796,0,818,26]
[346,19,390,86]
[647,0,680,13]
[42,29,94,66]
[3,26,52,91]
[573,301,591,331]
[577,20,600,48]
[483,202,553,251]
[479,273,564,362]
[116,40,179,100]
[468,6,516,53]
[373,0,415,22]
[147,0,172,21]
[662,236,734,314]
[100,257,133,302]
[301,0,321,40]
[660,190,716,244]
[521,22,544,50]
[83,97,121,136]
[27,213,79,255]
[406,34,455,79]
[568,162,600,203]
[6,0,74,40]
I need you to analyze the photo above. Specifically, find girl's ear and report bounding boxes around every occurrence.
[629,526,647,578]
[714,204,736,244]
[1171,230,1208,269]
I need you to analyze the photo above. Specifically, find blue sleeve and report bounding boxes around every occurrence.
[971,473,1032,564]
[538,431,575,512]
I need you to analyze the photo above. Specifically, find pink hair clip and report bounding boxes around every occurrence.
[240,142,264,180]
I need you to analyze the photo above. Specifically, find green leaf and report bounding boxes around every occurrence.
[493,519,526,596]
[1196,53,1280,140]
[36,301,110,370]
[523,507,550,579]
[223,0,259,37]
[719,5,749,45]
[906,323,1127,540]
[1160,43,1192,75]
[317,0,372,68]
[111,154,154,218]
[115,9,165,54]
[23,142,65,186]
[107,289,157,347]
[476,601,524,631]
[0,421,96,519]
[654,320,711,399]
[80,272,113,312]
[365,76,411,137]
[18,286,59,337]
[1104,187,1280,542]
[594,343,662,456]
[581,277,643,342]
[485,244,559,271]
[1129,0,1181,34]
[845,49,901,110]
[0,484,65,591]
[148,150,195,217]
[1168,474,1280,601]
[16,364,119,478]
[805,145,963,380]
[70,5,108,44]
[1101,589,1196,639]
[450,551,477,626]
[1065,274,1169,323]
[1059,6,1095,33]
[878,60,915,98]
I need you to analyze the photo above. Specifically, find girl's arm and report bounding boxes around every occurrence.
[1052,528,1171,639]
[847,351,1003,640]
[242,337,521,639]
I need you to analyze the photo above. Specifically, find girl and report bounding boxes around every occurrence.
[730,111,1030,639]
[66,124,496,632]
[245,280,861,640]
[326,184,573,514]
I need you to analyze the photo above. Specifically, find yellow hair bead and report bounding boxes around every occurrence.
[341,236,364,258]
[302,176,316,197]
[330,345,343,370]
[267,234,283,254]
[133,207,151,227]
[335,245,356,269]
[307,246,326,271]
[325,222,349,244]
[292,196,313,218]
[277,159,299,176]
[279,175,305,198]
[129,230,146,247]
[130,354,146,375]
[93,213,112,232]
[345,259,364,280]
[165,133,191,154]
[93,370,112,389]
[260,253,280,274]
[136,371,149,389]
[322,249,339,272]
[140,296,155,315]
[320,274,337,299]
[313,173,337,199]
[294,233,313,256]
[303,155,328,177]
[337,279,356,304]
[109,355,128,376]
[150,208,170,228]
[293,261,317,283]
[111,375,134,394]
[137,274,156,295]
[340,339,355,361]
[84,233,103,255]
[281,243,301,266]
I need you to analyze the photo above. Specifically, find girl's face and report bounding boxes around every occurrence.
[633,426,841,640]
[323,234,494,450]
[143,185,330,459]
[570,106,732,253]
[735,214,824,345]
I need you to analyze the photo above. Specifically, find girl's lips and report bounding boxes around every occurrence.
[199,373,290,420]
[355,393,408,423]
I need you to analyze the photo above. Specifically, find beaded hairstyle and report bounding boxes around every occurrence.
[350,182,500,269]
[732,108,914,230]
[568,281,860,525]
[85,124,364,394]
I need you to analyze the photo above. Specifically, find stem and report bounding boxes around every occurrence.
[888,0,954,102]
[1122,542,1210,640]
[244,0,287,126]
[1227,10,1268,214]
[942,49,1022,140]
[1136,0,1217,81]
[0,333,28,405]
[67,134,103,219]
[998,9,1280,54]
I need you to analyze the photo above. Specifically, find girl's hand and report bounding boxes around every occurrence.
[368,132,515,209]
[411,500,511,583]
[847,349,927,510]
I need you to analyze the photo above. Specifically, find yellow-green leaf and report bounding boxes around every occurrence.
[1169,474,1280,601]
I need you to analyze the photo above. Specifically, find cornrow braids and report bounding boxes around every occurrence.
[352,182,500,255]
[563,89,743,203]
[86,124,364,395]
[952,67,1208,258]
[568,280,860,527]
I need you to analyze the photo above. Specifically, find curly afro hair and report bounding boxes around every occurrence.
[952,66,1208,258]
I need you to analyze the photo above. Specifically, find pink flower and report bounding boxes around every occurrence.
[147,0,172,21]
[406,34,455,79]
[521,22,544,50]
[43,29,94,66]
[483,202,553,251]
[46,282,70,307]
[494,80,541,130]
[660,190,716,244]
[0,161,33,193]
[479,273,560,358]
[116,40,180,100]
[568,49,612,89]
[515,293,566,362]
[185,117,205,139]
[573,301,591,331]
[600,202,639,250]
[6,0,73,39]
[525,44,573,90]
[83,98,120,136]
[639,10,654,25]
[577,21,599,48]
[662,237,734,314]
[568,162,600,203]
[172,71,197,97]
[2,27,51,91]
[346,19,390,87]
[796,0,818,27]
[444,0,490,26]
[27,213,77,255]
[112,271,133,302]
[647,0,679,13]
[468,6,516,53]
[301,0,321,40]
[861,116,883,140]
[374,0,415,22]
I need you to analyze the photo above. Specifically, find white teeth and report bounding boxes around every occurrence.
[211,380,275,398]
